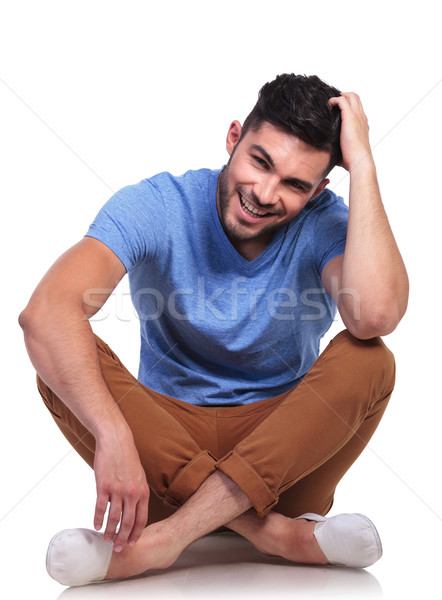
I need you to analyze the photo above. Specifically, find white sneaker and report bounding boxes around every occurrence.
[46,528,114,586]
[296,512,383,568]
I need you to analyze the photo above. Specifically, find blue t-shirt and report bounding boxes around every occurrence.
[86,168,348,406]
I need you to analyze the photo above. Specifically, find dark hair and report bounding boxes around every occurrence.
[241,74,342,173]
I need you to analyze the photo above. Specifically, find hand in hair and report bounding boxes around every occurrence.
[328,93,372,172]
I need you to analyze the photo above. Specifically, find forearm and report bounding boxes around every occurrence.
[339,158,409,336]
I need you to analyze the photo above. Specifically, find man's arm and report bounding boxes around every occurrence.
[322,93,409,339]
[19,237,150,552]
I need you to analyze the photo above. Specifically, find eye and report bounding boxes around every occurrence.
[288,180,306,193]
[253,156,268,169]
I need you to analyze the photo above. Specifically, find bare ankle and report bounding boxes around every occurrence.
[283,519,329,565]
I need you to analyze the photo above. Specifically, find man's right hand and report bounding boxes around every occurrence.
[94,426,150,552]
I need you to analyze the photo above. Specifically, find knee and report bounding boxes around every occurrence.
[345,331,396,393]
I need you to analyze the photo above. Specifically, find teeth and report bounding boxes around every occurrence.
[240,195,268,217]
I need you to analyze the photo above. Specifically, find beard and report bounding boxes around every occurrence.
[217,164,287,244]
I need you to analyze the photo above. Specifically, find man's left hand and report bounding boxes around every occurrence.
[329,93,372,172]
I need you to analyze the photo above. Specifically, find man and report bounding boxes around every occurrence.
[20,74,408,586]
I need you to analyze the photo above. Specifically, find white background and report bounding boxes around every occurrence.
[1,1,441,598]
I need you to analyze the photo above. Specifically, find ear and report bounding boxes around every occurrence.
[311,178,330,199]
[226,120,242,156]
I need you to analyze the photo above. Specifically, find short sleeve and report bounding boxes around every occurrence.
[312,193,348,274]
[85,179,167,272]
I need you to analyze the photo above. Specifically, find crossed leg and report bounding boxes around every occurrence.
[37,330,395,581]
[104,471,328,580]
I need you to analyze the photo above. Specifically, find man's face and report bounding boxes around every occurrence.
[217,121,331,256]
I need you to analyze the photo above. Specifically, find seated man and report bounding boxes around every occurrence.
[19,74,408,587]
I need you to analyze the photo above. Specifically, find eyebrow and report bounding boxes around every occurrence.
[250,144,314,191]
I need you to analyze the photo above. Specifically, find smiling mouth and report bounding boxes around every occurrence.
[239,194,272,219]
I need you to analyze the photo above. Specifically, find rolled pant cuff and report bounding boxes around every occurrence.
[164,450,218,508]
[216,450,278,517]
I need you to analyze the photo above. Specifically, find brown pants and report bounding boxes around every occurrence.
[37,329,395,523]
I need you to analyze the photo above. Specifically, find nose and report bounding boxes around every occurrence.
[253,175,279,207]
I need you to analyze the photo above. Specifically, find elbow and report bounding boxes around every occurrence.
[346,308,403,340]
[343,291,408,339]
[347,320,396,341]
[19,300,52,336]
[18,305,32,332]
[19,298,87,338]
[339,281,409,340]
[18,304,42,337]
